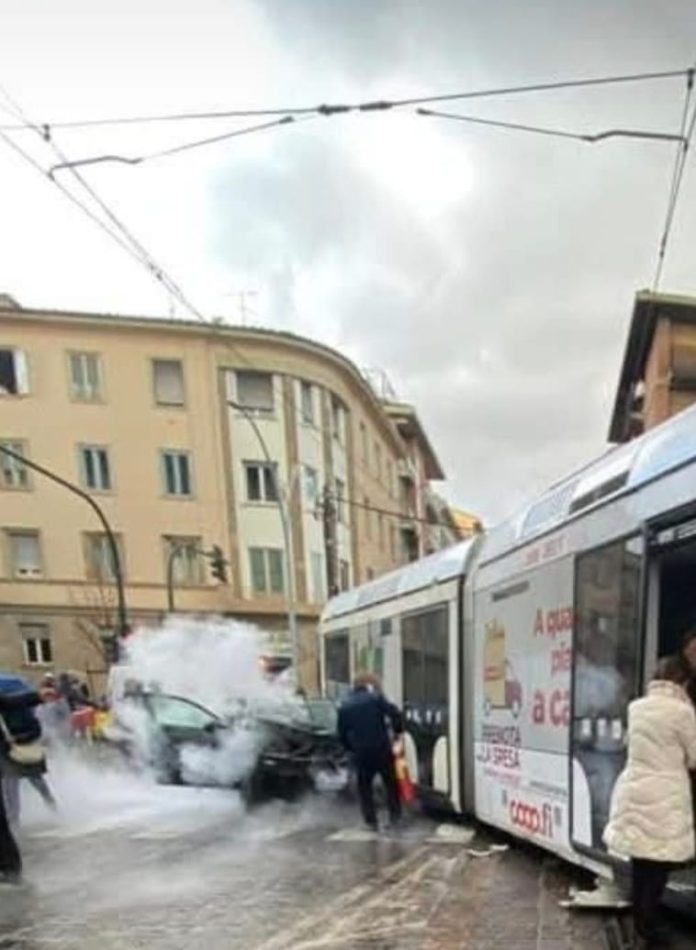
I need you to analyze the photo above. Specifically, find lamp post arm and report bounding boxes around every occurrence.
[0,444,128,638]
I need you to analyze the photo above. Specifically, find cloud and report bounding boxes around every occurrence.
[3,0,696,523]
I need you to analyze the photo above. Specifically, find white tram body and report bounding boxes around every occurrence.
[320,402,696,880]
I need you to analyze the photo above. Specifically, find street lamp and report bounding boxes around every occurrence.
[227,399,300,676]
[0,444,129,639]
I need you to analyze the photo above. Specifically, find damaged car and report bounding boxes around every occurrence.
[106,690,349,803]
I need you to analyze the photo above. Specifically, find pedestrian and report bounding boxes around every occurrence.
[337,672,404,832]
[0,690,25,885]
[678,628,696,701]
[0,674,56,826]
[603,656,696,947]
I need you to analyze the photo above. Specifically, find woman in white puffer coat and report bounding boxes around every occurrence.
[604,656,696,946]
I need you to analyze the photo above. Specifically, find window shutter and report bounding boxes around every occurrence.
[250,548,266,592]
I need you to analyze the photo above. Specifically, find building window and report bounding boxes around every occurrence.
[85,533,124,583]
[80,445,112,492]
[20,624,53,666]
[339,559,350,592]
[390,525,398,561]
[364,497,372,538]
[304,466,319,505]
[249,547,284,594]
[378,513,385,549]
[7,530,42,579]
[360,422,368,464]
[374,443,382,482]
[331,397,346,445]
[244,461,278,503]
[161,451,192,497]
[0,348,29,396]
[386,460,393,496]
[300,381,315,425]
[153,359,185,406]
[235,371,274,413]
[164,536,203,586]
[311,551,325,602]
[0,440,29,489]
[366,567,375,582]
[335,478,347,524]
[69,352,102,402]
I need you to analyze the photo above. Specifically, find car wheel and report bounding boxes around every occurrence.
[240,767,263,807]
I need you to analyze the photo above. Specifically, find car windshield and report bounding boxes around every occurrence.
[148,694,220,731]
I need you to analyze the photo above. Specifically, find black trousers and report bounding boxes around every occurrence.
[0,781,21,878]
[631,858,674,939]
[354,748,401,828]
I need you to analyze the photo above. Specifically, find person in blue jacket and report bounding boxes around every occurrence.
[0,674,55,827]
[337,672,404,831]
[0,687,32,884]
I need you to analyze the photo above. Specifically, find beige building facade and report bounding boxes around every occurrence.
[0,297,450,692]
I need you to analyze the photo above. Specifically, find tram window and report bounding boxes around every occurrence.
[402,605,448,705]
[572,537,642,851]
[324,632,350,697]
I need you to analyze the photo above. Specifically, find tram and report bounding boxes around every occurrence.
[319,401,696,889]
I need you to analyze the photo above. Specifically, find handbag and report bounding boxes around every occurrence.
[0,712,46,767]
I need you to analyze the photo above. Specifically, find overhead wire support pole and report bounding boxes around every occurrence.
[0,444,128,639]
[227,399,300,678]
[653,67,696,289]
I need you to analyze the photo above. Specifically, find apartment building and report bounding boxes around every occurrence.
[610,290,696,442]
[0,296,449,690]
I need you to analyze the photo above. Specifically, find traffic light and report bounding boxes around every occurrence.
[102,634,120,665]
[210,545,228,583]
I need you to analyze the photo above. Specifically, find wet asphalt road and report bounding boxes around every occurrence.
[1,767,695,949]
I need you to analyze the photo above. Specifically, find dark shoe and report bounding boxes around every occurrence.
[635,929,672,949]
[0,872,23,888]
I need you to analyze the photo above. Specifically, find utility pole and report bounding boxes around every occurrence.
[322,483,339,597]
[0,444,128,639]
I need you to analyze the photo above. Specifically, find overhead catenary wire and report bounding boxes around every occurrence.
[0,84,207,322]
[48,114,306,175]
[653,68,696,288]
[0,66,688,132]
[416,107,688,145]
[320,492,461,532]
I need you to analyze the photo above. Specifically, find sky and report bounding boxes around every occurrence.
[2,0,696,524]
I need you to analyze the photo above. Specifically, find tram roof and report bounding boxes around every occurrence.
[322,538,478,621]
[482,400,696,563]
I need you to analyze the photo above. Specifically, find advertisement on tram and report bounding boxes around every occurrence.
[474,541,576,859]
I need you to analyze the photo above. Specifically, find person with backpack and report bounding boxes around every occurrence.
[0,687,38,885]
[0,674,56,826]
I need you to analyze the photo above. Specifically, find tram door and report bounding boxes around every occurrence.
[569,536,643,855]
[402,604,450,797]
[644,515,696,896]
[645,516,696,670]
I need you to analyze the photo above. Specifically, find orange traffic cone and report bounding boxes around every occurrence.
[393,739,416,805]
